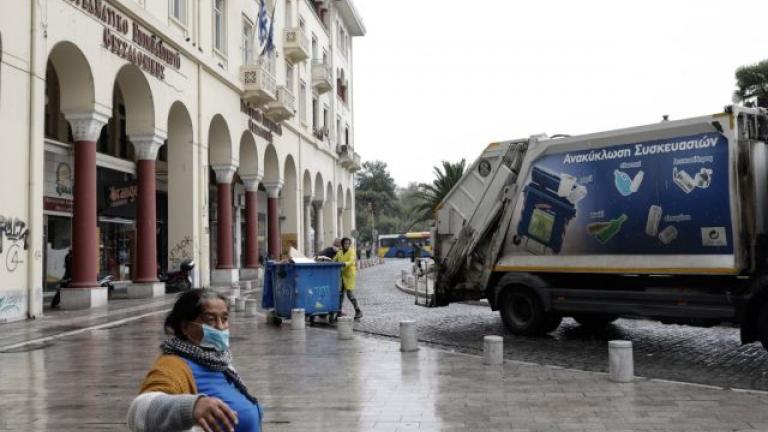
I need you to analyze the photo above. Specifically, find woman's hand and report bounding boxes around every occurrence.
[193,396,238,432]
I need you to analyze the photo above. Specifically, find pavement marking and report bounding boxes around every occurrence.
[0,308,171,352]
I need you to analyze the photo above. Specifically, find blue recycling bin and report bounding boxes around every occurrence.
[261,261,344,320]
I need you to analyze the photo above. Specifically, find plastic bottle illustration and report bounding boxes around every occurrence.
[588,214,628,244]
[614,170,644,196]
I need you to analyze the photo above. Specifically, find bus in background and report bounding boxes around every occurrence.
[377,232,432,258]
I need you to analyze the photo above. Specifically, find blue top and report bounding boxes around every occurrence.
[184,358,262,432]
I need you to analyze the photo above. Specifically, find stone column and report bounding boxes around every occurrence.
[337,207,344,239]
[240,175,262,282]
[303,196,313,256]
[313,200,325,252]
[61,112,108,309]
[128,135,166,299]
[264,182,283,260]
[211,165,239,285]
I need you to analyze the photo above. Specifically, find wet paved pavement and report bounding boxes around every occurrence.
[351,260,768,391]
[4,290,768,431]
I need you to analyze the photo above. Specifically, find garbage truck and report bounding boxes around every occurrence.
[431,105,768,350]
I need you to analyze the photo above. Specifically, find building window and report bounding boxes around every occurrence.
[299,80,307,123]
[336,116,341,145]
[312,97,318,130]
[242,17,254,65]
[323,105,328,131]
[286,63,294,94]
[285,0,292,27]
[345,126,349,146]
[214,0,227,54]
[299,16,305,30]
[311,35,318,61]
[169,0,187,26]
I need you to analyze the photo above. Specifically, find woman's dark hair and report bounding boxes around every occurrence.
[164,289,228,338]
[341,237,352,245]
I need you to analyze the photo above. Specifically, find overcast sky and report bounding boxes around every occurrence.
[352,0,768,187]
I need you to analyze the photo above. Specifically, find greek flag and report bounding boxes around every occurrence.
[260,6,276,56]
[257,0,269,45]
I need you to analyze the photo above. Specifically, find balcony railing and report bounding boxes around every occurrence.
[283,28,310,63]
[265,86,296,122]
[311,60,333,94]
[337,145,353,168]
[350,152,362,172]
[241,60,277,106]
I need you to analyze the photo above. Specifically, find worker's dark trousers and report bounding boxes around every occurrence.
[339,281,361,314]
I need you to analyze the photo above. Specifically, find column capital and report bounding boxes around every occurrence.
[65,111,110,142]
[263,181,283,198]
[240,174,263,192]
[313,199,325,208]
[130,134,166,161]
[304,195,314,205]
[212,164,238,184]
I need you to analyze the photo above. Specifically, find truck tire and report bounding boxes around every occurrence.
[573,314,619,329]
[757,302,768,351]
[499,287,551,336]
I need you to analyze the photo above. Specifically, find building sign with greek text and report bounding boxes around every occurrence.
[67,0,181,81]
[241,99,283,143]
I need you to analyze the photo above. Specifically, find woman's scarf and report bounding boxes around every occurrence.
[161,336,259,405]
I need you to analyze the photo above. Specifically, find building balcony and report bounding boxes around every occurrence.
[350,152,362,172]
[241,61,277,106]
[265,86,296,122]
[283,28,310,63]
[311,61,333,94]
[337,145,353,168]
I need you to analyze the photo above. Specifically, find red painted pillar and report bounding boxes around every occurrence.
[132,136,163,283]
[265,183,282,259]
[67,113,107,289]
[213,166,237,269]
[242,176,261,268]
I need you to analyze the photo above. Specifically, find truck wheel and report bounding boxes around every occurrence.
[573,314,618,329]
[757,303,768,351]
[499,287,549,336]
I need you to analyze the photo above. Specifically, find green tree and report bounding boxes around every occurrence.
[735,59,768,107]
[412,159,467,226]
[355,161,400,243]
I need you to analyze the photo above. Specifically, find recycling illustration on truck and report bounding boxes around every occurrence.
[428,106,768,351]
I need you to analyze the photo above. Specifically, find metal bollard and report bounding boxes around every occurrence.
[608,340,634,382]
[400,320,418,352]
[235,298,247,312]
[245,299,259,317]
[291,309,306,330]
[483,336,504,365]
[337,316,354,340]
[401,270,407,283]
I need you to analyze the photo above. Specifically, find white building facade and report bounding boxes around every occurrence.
[0,0,364,321]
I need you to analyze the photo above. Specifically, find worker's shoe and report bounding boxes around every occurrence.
[354,309,363,320]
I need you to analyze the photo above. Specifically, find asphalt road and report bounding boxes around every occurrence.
[349,259,768,391]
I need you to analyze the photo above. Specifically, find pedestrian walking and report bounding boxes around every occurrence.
[127,289,263,432]
[335,237,363,320]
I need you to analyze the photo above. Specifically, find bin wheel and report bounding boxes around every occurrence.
[267,312,282,326]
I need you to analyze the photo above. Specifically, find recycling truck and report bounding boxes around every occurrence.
[431,105,768,350]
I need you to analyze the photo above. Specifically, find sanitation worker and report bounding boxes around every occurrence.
[335,237,362,320]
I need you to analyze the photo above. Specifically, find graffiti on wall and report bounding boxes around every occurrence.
[0,294,22,322]
[169,236,196,270]
[0,216,28,272]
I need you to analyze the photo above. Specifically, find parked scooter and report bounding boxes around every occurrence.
[162,259,195,293]
[50,274,115,309]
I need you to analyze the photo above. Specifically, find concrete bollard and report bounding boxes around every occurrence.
[400,320,418,352]
[608,340,634,383]
[235,298,247,312]
[291,309,306,330]
[227,295,237,307]
[230,286,241,299]
[401,270,407,283]
[245,299,259,317]
[337,316,354,340]
[483,336,504,365]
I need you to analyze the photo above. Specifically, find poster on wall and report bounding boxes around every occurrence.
[507,132,733,256]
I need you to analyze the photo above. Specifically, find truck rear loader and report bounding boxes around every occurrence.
[431,106,768,349]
